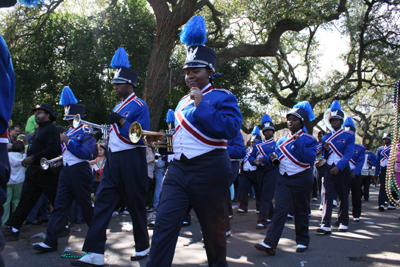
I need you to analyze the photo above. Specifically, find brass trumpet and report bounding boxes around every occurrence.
[73,114,110,133]
[40,156,63,170]
[128,122,173,152]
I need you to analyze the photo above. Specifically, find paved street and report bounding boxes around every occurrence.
[3,186,400,267]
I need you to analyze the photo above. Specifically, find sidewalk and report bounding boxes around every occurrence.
[3,186,400,266]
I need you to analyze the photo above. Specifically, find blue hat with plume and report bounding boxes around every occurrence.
[343,117,356,133]
[250,126,261,142]
[59,86,85,120]
[329,100,344,121]
[111,47,138,87]
[287,101,315,126]
[260,114,275,132]
[180,16,217,71]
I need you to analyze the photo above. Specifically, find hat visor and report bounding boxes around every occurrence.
[183,62,208,70]
[112,78,129,84]
[329,115,344,120]
[262,126,275,132]
[63,115,75,121]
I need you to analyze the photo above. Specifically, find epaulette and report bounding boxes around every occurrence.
[302,133,317,140]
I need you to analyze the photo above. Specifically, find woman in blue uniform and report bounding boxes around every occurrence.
[255,101,318,255]
[249,114,279,229]
[146,16,242,267]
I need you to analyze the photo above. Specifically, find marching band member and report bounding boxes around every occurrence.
[249,114,279,229]
[317,100,355,234]
[0,33,14,266]
[238,127,261,213]
[362,144,376,201]
[146,16,242,267]
[33,87,95,253]
[72,48,150,266]
[343,118,365,222]
[376,133,397,211]
[255,101,317,255]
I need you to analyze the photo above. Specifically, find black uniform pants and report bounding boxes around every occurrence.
[257,166,278,226]
[226,161,239,232]
[238,170,258,212]
[44,162,94,248]
[5,165,59,230]
[350,173,362,218]
[82,148,149,254]
[263,169,313,249]
[321,164,351,227]
[147,149,230,267]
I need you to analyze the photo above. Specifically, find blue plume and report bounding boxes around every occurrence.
[251,126,261,136]
[261,114,272,124]
[110,47,131,68]
[302,126,308,133]
[179,16,207,46]
[19,0,42,6]
[211,73,223,79]
[166,109,175,123]
[293,101,315,121]
[330,100,342,111]
[59,86,78,106]
[344,117,355,127]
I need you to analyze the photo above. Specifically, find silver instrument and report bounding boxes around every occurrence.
[73,114,110,133]
[271,152,280,166]
[40,156,63,170]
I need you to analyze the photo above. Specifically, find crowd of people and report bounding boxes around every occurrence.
[1,13,399,267]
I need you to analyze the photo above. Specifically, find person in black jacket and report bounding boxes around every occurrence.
[3,103,61,241]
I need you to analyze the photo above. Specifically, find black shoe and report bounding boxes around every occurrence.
[316,227,332,234]
[182,221,191,227]
[379,205,385,212]
[26,220,42,225]
[147,221,155,229]
[33,243,57,253]
[58,227,70,238]
[254,243,275,256]
[2,228,19,241]
[130,254,148,261]
[296,246,308,253]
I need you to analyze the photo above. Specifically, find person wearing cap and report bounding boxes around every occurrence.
[376,133,397,211]
[255,101,318,255]
[317,100,355,234]
[146,16,242,267]
[225,130,246,236]
[32,87,96,253]
[238,128,261,213]
[3,103,61,241]
[0,32,15,265]
[249,114,279,229]
[71,48,150,266]
[343,118,366,222]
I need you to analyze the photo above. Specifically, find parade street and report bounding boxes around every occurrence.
[4,186,400,267]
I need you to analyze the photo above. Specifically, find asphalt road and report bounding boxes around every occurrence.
[3,186,400,267]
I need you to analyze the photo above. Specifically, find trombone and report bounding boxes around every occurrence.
[129,122,173,152]
[73,114,110,133]
[40,156,63,170]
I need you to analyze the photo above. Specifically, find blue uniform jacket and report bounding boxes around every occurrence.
[174,84,242,142]
[249,138,277,166]
[272,132,318,168]
[65,126,96,160]
[349,144,366,176]
[0,35,14,137]
[227,131,246,159]
[366,151,376,167]
[115,93,150,146]
[321,129,355,171]
[375,145,391,175]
